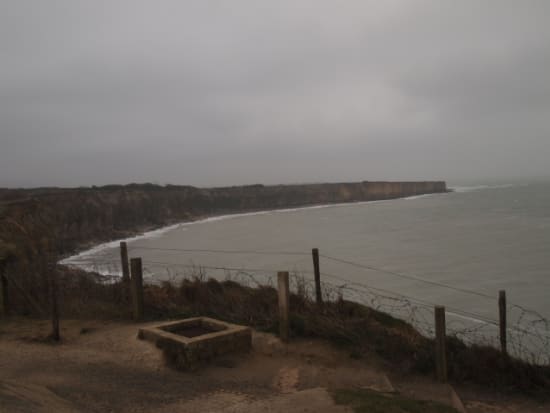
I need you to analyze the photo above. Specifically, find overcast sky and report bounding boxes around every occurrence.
[1,1,549,188]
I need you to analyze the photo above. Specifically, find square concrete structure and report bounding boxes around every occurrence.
[138,317,252,370]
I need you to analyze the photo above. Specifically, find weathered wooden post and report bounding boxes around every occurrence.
[120,242,131,303]
[130,258,144,321]
[278,271,290,342]
[120,242,130,283]
[49,266,60,341]
[0,243,15,317]
[312,248,322,305]
[0,263,8,317]
[434,306,447,382]
[499,290,507,355]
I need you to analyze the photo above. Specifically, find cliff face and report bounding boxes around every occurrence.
[0,181,446,257]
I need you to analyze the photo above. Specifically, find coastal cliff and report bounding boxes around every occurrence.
[0,180,447,257]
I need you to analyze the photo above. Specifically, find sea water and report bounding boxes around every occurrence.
[62,181,550,355]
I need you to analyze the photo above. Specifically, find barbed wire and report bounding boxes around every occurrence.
[132,261,549,363]
[60,250,550,364]
[320,253,497,300]
[129,245,310,257]
[68,245,508,303]
[63,256,546,327]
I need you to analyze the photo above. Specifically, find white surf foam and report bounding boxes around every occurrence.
[59,222,185,265]
[403,194,434,201]
[450,184,516,193]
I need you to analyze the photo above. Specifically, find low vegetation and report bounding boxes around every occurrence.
[8,267,544,397]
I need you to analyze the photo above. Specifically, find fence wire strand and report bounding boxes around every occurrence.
[60,247,550,364]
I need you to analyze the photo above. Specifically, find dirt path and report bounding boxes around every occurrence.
[0,319,378,412]
[0,319,547,412]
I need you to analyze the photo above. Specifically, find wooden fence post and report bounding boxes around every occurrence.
[434,306,447,382]
[312,248,322,305]
[120,242,131,303]
[120,242,130,283]
[499,290,507,356]
[0,264,8,317]
[130,258,144,321]
[49,266,60,341]
[278,271,290,342]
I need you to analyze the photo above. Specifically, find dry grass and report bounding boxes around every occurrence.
[6,268,550,397]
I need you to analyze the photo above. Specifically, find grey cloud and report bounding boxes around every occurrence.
[1,0,549,187]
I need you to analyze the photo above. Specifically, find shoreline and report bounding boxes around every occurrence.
[59,182,523,266]
[4,179,449,268]
[60,191,449,265]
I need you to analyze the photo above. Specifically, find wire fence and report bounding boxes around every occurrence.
[61,244,550,365]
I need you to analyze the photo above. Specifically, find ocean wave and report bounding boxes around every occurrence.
[59,222,185,265]
[450,184,516,193]
[403,194,434,201]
